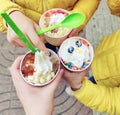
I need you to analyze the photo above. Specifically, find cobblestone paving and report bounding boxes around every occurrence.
[0,0,120,115]
[0,30,92,115]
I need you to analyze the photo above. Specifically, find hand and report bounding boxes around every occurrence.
[59,28,78,46]
[67,28,79,38]
[61,65,90,90]
[9,56,64,115]
[7,11,49,54]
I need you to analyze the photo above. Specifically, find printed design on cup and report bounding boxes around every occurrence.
[59,37,94,72]
[20,50,60,86]
[40,8,71,38]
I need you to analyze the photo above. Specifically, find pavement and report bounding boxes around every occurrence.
[0,0,120,115]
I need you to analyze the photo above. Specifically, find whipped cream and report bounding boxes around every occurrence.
[26,51,55,84]
[34,51,52,74]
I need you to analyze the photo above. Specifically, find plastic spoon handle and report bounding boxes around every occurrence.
[0,12,37,53]
[36,23,61,35]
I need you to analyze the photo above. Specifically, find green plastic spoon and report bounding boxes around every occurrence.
[0,12,38,53]
[36,13,86,35]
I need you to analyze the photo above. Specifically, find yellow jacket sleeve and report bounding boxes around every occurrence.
[70,0,101,32]
[0,0,24,33]
[73,29,120,115]
[92,29,120,87]
[0,0,101,33]
[73,79,120,115]
[107,0,120,17]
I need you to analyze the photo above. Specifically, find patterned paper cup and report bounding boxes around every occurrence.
[58,36,94,72]
[39,8,72,46]
[20,49,60,86]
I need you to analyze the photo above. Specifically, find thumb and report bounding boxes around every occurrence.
[27,24,49,55]
[9,56,25,87]
[51,69,64,90]
[34,23,50,55]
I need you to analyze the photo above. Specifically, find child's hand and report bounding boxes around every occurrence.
[7,11,49,54]
[62,65,90,90]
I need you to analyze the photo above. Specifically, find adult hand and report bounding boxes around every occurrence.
[62,65,90,90]
[9,56,64,115]
[7,11,49,54]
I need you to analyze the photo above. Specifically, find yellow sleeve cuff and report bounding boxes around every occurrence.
[0,1,24,33]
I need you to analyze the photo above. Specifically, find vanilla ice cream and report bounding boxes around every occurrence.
[58,37,94,72]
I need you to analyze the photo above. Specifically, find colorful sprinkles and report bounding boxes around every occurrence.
[60,38,93,71]
[62,59,91,70]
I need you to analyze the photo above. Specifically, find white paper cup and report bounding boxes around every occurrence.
[58,36,94,72]
[20,49,60,86]
[39,8,72,46]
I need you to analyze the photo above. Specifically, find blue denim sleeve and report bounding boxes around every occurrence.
[89,76,96,84]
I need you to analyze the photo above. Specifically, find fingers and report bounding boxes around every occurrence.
[9,56,24,86]
[50,69,64,89]
[68,29,78,37]
[27,24,49,54]
[11,39,26,47]
[10,56,23,72]
[9,56,32,96]
[7,28,26,47]
[7,23,49,54]
[34,23,46,42]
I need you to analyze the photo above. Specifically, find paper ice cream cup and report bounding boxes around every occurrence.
[39,8,72,46]
[20,49,60,86]
[58,36,94,72]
